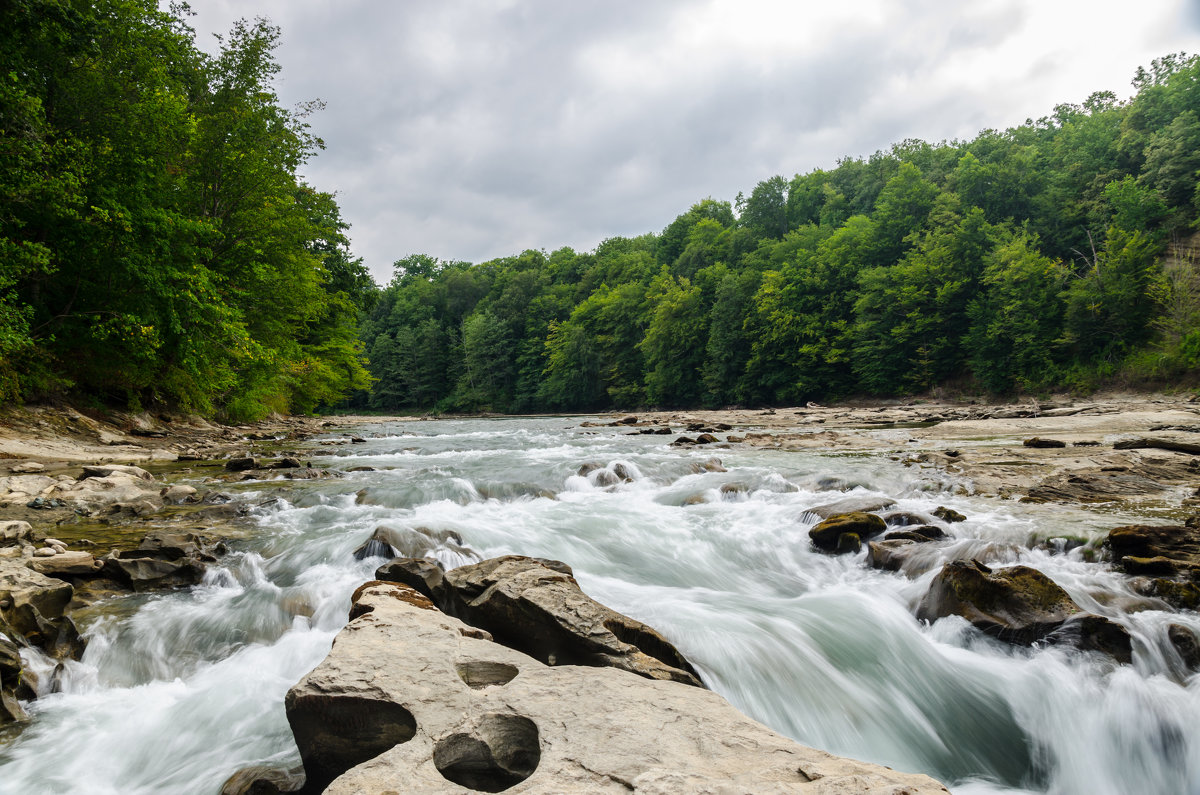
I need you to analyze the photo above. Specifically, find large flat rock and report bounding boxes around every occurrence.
[288,581,948,794]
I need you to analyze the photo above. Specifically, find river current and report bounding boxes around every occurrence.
[1,417,1199,794]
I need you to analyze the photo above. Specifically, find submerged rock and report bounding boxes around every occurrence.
[285,580,950,795]
[804,495,896,519]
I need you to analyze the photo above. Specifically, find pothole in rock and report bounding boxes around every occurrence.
[455,660,519,689]
[433,713,540,792]
[286,693,417,793]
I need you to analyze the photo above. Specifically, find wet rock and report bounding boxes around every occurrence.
[916,560,1080,645]
[438,556,701,687]
[576,462,602,477]
[884,526,946,542]
[613,415,639,425]
[0,631,28,724]
[591,469,620,488]
[287,581,949,795]
[103,554,205,591]
[932,506,967,523]
[690,457,726,474]
[1052,614,1133,664]
[719,482,747,499]
[375,557,448,605]
[882,510,935,527]
[1168,624,1200,669]
[809,512,887,553]
[345,465,375,472]
[804,495,896,519]
[225,457,259,472]
[694,433,719,444]
[671,436,696,446]
[1132,578,1200,610]
[1106,524,1200,579]
[611,463,635,482]
[271,458,302,469]
[867,539,918,572]
[836,533,862,554]
[352,525,469,562]
[219,765,305,795]
[1023,437,1066,448]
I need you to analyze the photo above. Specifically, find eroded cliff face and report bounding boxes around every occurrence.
[281,573,949,794]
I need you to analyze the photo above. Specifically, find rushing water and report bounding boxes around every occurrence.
[2,416,1200,794]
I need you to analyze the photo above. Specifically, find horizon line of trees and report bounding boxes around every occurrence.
[354,52,1200,414]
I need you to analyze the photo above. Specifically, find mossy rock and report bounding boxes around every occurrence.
[916,560,1080,645]
[809,512,886,553]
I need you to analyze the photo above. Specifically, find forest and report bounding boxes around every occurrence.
[0,1,373,420]
[3,2,1200,418]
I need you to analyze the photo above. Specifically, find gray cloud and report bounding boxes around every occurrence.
[185,1,1200,283]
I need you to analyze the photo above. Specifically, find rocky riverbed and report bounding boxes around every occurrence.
[2,395,1200,792]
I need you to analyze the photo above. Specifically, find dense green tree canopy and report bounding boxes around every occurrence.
[357,53,1200,414]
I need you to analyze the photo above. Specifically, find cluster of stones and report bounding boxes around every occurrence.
[0,461,237,727]
[225,555,949,794]
[803,494,1200,668]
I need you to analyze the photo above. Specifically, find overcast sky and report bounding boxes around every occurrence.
[183,1,1200,284]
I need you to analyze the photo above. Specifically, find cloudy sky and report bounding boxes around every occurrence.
[183,1,1200,284]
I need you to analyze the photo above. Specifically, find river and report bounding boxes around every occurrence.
[1,417,1198,794]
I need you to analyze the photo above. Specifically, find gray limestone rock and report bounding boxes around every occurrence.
[287,581,950,795]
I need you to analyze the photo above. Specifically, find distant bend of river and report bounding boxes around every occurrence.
[1,417,1198,795]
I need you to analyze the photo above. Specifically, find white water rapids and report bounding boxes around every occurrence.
[2,417,1200,794]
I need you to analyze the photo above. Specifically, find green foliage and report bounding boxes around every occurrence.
[0,1,372,416]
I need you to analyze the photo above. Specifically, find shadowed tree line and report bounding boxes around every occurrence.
[357,54,1200,413]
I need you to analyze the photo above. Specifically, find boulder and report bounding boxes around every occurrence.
[808,512,887,553]
[436,556,701,687]
[1106,524,1200,579]
[0,560,82,659]
[286,581,950,795]
[916,560,1080,645]
[225,457,259,472]
[271,458,302,469]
